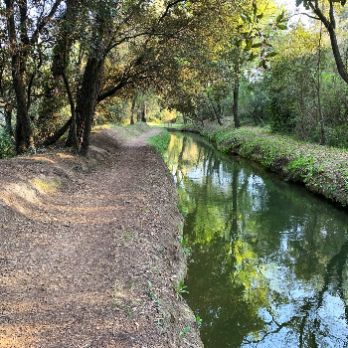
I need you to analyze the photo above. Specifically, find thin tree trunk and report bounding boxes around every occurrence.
[310,2,348,85]
[130,97,136,125]
[207,97,223,125]
[63,72,78,148]
[317,23,325,144]
[43,117,72,146]
[37,0,78,140]
[233,76,241,128]
[233,54,241,129]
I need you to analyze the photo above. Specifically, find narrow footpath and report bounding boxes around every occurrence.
[0,128,202,348]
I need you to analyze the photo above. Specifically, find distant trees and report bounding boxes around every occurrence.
[2,0,348,155]
[0,0,248,155]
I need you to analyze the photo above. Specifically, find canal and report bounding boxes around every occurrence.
[163,132,348,348]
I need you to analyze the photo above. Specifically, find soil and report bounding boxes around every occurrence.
[0,127,203,348]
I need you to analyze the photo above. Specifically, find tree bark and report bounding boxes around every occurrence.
[43,117,72,146]
[141,103,147,123]
[130,98,136,125]
[5,0,33,153]
[233,76,241,129]
[71,56,104,155]
[232,55,241,129]
[317,23,325,144]
[309,1,348,85]
[37,0,79,140]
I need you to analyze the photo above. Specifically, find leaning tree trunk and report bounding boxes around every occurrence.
[68,55,104,154]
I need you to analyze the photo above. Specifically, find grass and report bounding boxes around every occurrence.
[183,124,348,208]
[175,280,189,296]
[32,178,61,194]
[94,122,150,139]
[148,130,171,155]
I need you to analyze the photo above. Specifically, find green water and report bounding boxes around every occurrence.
[163,133,348,348]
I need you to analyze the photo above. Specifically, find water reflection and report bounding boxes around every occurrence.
[163,133,348,348]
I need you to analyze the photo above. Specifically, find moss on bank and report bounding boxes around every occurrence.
[185,125,348,208]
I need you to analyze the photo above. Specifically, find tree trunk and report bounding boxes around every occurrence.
[37,1,78,141]
[43,117,72,146]
[5,0,33,153]
[141,103,147,123]
[327,24,348,85]
[232,56,241,129]
[13,71,33,153]
[233,76,240,129]
[317,23,325,144]
[310,3,348,85]
[70,56,104,155]
[130,98,136,125]
[207,97,223,125]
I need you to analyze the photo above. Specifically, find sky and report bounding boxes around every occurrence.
[275,0,299,11]
[275,0,312,26]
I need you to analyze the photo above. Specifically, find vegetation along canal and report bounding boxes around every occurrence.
[163,132,348,348]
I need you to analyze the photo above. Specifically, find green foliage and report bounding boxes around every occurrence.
[201,125,348,206]
[179,234,192,256]
[176,280,189,296]
[0,130,14,159]
[287,156,315,173]
[194,314,203,329]
[148,131,170,156]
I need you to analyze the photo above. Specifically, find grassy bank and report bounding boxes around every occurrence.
[148,129,171,155]
[183,125,348,208]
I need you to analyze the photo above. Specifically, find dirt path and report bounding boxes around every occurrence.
[0,128,202,348]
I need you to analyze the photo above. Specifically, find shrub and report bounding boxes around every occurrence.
[0,130,15,158]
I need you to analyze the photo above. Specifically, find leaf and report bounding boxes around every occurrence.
[276,11,285,23]
[277,24,288,30]
[266,51,278,58]
[240,13,251,23]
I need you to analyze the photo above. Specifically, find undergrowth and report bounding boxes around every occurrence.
[0,130,15,158]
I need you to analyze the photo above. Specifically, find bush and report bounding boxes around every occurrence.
[0,130,15,158]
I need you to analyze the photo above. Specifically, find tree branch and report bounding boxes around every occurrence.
[31,0,63,43]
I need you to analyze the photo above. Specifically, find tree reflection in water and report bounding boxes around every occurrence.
[163,133,348,348]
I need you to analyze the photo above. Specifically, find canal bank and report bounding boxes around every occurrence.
[174,126,348,209]
[160,131,348,347]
